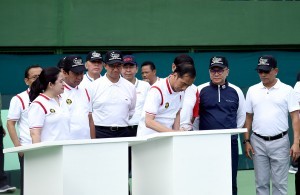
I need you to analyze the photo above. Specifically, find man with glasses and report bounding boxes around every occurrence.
[79,51,103,88]
[244,55,300,195]
[6,65,42,195]
[88,50,136,138]
[197,56,246,195]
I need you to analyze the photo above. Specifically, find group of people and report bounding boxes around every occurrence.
[0,51,299,195]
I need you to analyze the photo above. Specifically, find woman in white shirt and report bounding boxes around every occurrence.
[28,67,69,143]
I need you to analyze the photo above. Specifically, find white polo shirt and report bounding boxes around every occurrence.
[79,73,101,89]
[294,81,300,102]
[28,94,70,142]
[129,79,150,125]
[88,75,136,126]
[7,89,31,145]
[61,84,92,140]
[245,79,299,136]
[137,78,184,136]
[180,84,199,130]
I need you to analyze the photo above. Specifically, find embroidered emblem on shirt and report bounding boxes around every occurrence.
[165,102,169,109]
[66,99,72,105]
[50,109,56,113]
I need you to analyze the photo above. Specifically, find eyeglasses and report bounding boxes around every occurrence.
[108,63,123,69]
[28,75,39,80]
[209,68,227,75]
[257,69,272,74]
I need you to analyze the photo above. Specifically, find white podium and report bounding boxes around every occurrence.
[131,129,246,195]
[4,137,145,195]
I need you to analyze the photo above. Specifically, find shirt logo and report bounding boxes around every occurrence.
[66,99,72,105]
[50,109,56,113]
[165,102,169,109]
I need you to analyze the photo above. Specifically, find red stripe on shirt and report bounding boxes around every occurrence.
[193,89,200,117]
[166,78,172,94]
[151,86,163,106]
[16,95,25,110]
[145,111,156,116]
[30,126,43,129]
[33,101,47,114]
[85,88,90,102]
[39,94,50,100]
[64,85,71,90]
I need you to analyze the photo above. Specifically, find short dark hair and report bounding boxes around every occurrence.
[141,61,156,71]
[173,54,194,66]
[173,63,196,79]
[24,65,42,79]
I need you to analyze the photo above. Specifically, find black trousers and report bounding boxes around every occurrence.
[19,155,24,195]
[95,126,130,138]
[127,125,138,178]
[0,126,8,187]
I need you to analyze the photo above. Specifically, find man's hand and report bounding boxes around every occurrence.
[290,143,300,162]
[245,142,255,160]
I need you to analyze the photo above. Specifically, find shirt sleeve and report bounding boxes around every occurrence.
[245,87,253,114]
[236,88,246,128]
[129,87,137,117]
[288,87,300,112]
[293,81,300,102]
[143,87,163,115]
[7,96,23,121]
[180,87,196,129]
[28,102,46,129]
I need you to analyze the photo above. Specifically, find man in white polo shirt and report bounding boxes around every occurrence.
[79,51,103,88]
[141,61,160,85]
[89,50,136,138]
[244,55,300,195]
[137,62,196,136]
[170,54,199,131]
[61,55,95,139]
[121,55,150,136]
[6,65,42,195]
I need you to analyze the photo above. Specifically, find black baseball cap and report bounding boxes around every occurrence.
[123,55,137,65]
[105,50,123,65]
[256,55,277,71]
[64,55,86,73]
[86,51,103,62]
[209,56,229,69]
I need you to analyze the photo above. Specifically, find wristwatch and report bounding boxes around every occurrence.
[243,139,250,144]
